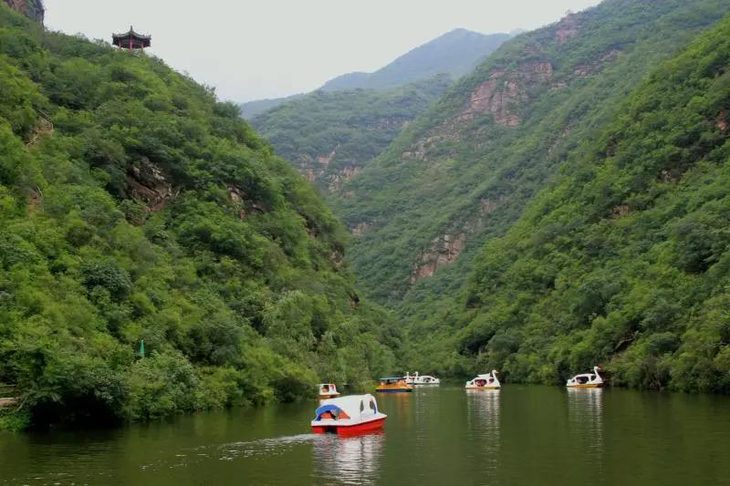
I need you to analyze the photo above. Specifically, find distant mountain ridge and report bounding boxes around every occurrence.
[240,93,305,120]
[240,28,510,119]
[320,29,512,92]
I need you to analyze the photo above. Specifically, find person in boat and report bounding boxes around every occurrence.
[319,409,350,421]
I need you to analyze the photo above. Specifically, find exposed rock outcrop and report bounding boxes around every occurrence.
[304,168,316,183]
[228,185,265,219]
[555,12,579,44]
[407,195,508,283]
[479,197,500,216]
[573,50,621,77]
[410,233,466,283]
[373,117,410,130]
[459,61,553,127]
[297,146,343,186]
[327,165,361,192]
[126,158,176,212]
[611,204,631,218]
[351,221,372,237]
[3,0,44,23]
[0,397,18,408]
[717,110,728,132]
[402,134,454,161]
[25,114,53,147]
[316,147,338,167]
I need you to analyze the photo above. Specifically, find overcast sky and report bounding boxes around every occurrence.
[44,0,601,103]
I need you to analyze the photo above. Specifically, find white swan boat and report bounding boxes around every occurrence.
[318,383,341,399]
[465,370,500,390]
[566,366,604,388]
[404,371,440,386]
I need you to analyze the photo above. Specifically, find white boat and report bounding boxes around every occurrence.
[465,370,501,390]
[404,371,440,386]
[566,366,604,388]
[318,383,341,399]
[311,394,387,436]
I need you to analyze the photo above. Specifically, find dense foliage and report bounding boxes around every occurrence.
[325,0,730,392]
[0,5,399,430]
[453,15,730,392]
[252,75,452,193]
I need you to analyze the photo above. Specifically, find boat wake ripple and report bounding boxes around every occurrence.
[140,433,320,471]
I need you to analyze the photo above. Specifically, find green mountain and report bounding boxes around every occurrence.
[332,0,730,391]
[0,5,399,430]
[320,29,511,92]
[251,75,452,193]
[239,29,510,120]
[455,12,730,393]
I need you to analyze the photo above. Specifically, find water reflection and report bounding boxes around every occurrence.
[567,388,604,468]
[465,390,500,475]
[312,432,384,485]
[466,390,501,429]
[3,387,728,485]
[378,392,414,428]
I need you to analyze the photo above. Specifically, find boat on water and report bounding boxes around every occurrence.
[311,394,387,436]
[404,371,440,386]
[318,383,341,399]
[566,366,604,388]
[465,370,501,390]
[376,376,414,393]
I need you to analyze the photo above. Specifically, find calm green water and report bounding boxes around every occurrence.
[1,386,728,485]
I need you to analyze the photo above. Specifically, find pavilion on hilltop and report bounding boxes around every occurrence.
[112,26,151,50]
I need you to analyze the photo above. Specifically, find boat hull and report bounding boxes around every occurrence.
[312,416,386,436]
[566,383,603,389]
[465,386,500,390]
[375,387,413,393]
[318,393,341,399]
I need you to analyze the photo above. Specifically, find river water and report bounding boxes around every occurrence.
[0,385,728,485]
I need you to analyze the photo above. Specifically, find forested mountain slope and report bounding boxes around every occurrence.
[251,75,452,193]
[338,0,730,316]
[0,5,399,430]
[444,13,730,393]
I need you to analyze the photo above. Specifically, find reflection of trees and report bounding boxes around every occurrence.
[466,390,500,475]
[567,388,604,461]
[312,432,384,484]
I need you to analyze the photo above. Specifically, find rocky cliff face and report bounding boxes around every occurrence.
[3,0,43,23]
[459,61,554,128]
[410,233,466,283]
[337,0,730,307]
[126,158,176,212]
